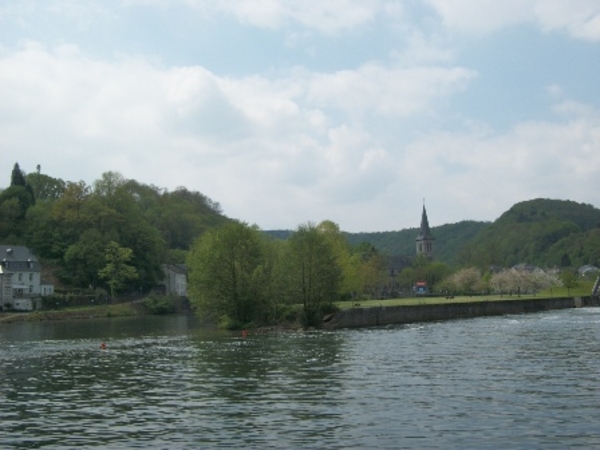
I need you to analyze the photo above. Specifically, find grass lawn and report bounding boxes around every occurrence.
[336,281,595,310]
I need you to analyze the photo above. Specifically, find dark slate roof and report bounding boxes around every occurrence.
[416,205,434,241]
[0,245,39,262]
[0,245,41,272]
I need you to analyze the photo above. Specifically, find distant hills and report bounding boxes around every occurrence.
[265,199,600,269]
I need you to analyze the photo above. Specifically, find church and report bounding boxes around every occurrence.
[416,204,434,260]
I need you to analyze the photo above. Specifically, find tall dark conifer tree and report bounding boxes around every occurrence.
[11,163,27,187]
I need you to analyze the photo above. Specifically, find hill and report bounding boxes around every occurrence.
[344,221,489,266]
[265,221,490,266]
[265,199,600,270]
[462,198,600,268]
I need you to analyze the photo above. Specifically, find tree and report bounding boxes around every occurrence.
[0,183,35,240]
[352,242,387,299]
[98,241,139,299]
[447,267,482,296]
[10,163,27,187]
[0,197,22,240]
[560,270,578,295]
[317,220,359,298]
[26,172,66,201]
[187,221,269,327]
[287,223,341,326]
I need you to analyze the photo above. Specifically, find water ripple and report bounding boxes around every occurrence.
[1,311,600,448]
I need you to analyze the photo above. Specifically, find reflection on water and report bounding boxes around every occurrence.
[1,310,600,449]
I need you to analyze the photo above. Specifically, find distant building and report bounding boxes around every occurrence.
[0,245,50,311]
[414,281,428,295]
[416,204,434,260]
[160,264,187,297]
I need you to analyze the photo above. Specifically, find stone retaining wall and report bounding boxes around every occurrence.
[324,296,599,330]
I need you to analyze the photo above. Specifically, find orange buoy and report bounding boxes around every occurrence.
[100,342,107,350]
[241,329,248,338]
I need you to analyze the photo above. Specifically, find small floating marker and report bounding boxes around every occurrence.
[241,329,248,339]
[100,342,107,350]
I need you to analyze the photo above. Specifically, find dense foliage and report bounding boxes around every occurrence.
[267,221,489,266]
[2,162,598,323]
[0,164,229,294]
[187,221,389,328]
[267,199,600,271]
[460,199,600,268]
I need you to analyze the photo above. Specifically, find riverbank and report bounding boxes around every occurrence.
[324,295,600,329]
[0,302,144,323]
[3,295,598,329]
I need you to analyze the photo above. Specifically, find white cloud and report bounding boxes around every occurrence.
[207,0,392,34]
[426,0,600,41]
[305,62,476,118]
[0,41,474,231]
[400,102,600,225]
[2,0,599,234]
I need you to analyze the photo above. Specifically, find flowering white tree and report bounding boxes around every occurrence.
[490,268,561,296]
[447,267,482,295]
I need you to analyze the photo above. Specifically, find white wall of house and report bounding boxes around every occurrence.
[174,273,187,297]
[41,284,54,296]
[12,270,41,296]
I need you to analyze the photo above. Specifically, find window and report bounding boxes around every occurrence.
[18,273,23,281]
[29,273,33,281]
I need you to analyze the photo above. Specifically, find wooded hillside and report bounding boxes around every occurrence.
[266,199,600,270]
[461,199,600,268]
[0,164,230,292]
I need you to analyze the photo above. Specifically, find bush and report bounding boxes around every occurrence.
[277,304,302,322]
[140,294,176,315]
[218,315,244,330]
[106,304,135,317]
[319,302,340,315]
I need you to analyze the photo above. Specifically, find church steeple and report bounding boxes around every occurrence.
[416,203,434,260]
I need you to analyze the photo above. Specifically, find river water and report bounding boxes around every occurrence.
[1,308,599,449]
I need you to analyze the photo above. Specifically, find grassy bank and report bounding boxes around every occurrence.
[0,294,185,324]
[0,302,141,323]
[1,282,594,325]
[336,282,594,310]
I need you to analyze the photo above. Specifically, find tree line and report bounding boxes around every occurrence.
[187,220,388,328]
[0,163,228,296]
[2,163,594,327]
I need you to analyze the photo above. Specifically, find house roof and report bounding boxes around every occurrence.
[0,245,41,272]
[0,245,39,262]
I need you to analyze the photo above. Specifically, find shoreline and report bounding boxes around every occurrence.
[2,295,598,329]
[324,295,599,329]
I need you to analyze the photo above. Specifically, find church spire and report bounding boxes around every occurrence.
[416,203,434,259]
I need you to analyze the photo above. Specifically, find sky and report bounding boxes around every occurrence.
[1,1,599,232]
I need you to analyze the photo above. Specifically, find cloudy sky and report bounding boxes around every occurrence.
[1,1,599,232]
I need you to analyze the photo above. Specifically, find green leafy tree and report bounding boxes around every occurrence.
[0,197,22,240]
[397,266,417,292]
[316,220,359,297]
[187,221,269,327]
[351,242,387,299]
[560,270,578,295]
[26,172,66,201]
[286,223,341,327]
[64,229,111,288]
[98,241,139,299]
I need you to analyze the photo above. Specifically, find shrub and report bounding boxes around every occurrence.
[141,294,176,315]
[277,304,302,322]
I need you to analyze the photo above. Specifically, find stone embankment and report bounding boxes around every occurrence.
[323,296,600,330]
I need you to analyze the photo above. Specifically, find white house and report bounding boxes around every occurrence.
[161,264,187,297]
[0,245,51,311]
